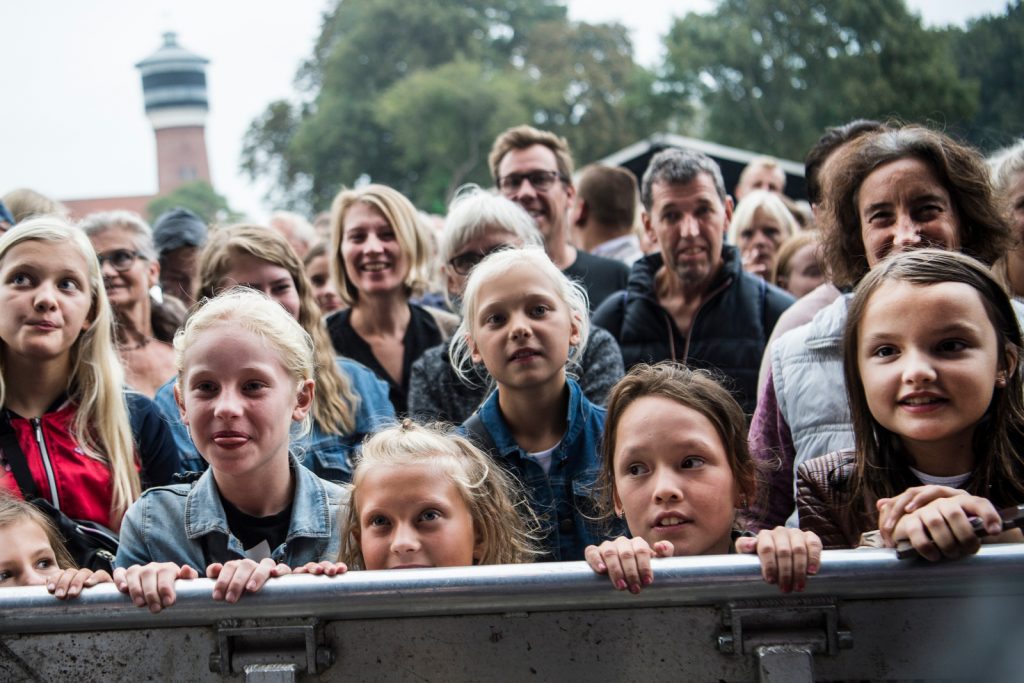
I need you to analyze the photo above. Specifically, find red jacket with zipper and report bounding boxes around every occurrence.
[1,400,119,529]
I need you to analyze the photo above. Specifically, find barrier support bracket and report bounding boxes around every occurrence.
[208,617,334,681]
[717,598,853,683]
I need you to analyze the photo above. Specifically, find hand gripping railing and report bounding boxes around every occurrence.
[2,546,1023,682]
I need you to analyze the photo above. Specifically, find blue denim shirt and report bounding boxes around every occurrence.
[468,379,616,562]
[153,358,395,482]
[114,457,349,572]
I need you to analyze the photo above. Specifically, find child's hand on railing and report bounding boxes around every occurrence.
[46,568,112,600]
[206,559,292,603]
[113,562,198,613]
[735,528,822,593]
[292,561,348,576]
[585,537,674,594]
[876,485,967,547]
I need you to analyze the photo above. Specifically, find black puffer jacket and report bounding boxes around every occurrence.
[592,246,793,414]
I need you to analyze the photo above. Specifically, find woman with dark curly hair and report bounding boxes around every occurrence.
[749,124,1015,530]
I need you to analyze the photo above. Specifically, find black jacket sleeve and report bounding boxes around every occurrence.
[126,391,181,489]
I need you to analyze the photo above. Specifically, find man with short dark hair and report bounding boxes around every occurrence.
[488,125,628,308]
[571,164,643,265]
[593,148,794,414]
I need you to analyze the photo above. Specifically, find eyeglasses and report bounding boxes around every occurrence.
[448,244,511,276]
[97,249,143,272]
[497,170,566,193]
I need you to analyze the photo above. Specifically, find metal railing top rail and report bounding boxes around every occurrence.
[2,546,1022,635]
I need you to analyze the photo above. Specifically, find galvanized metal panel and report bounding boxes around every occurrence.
[2,547,1022,681]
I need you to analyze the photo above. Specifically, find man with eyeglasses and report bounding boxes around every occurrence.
[488,125,629,309]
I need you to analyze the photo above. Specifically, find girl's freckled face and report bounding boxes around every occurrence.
[468,263,579,392]
[355,463,480,570]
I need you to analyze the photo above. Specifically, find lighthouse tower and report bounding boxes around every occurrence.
[136,32,211,195]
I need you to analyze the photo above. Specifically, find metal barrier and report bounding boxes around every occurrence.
[2,546,1023,682]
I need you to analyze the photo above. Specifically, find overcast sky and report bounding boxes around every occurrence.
[0,0,1011,222]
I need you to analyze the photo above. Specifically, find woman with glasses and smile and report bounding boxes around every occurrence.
[408,186,625,424]
[81,211,186,397]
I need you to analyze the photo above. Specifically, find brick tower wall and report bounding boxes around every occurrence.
[155,125,211,195]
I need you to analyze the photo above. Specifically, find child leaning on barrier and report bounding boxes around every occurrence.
[298,420,540,574]
[585,363,822,594]
[113,290,350,612]
[0,493,112,597]
[797,250,1024,558]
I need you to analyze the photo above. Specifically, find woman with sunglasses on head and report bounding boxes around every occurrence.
[81,211,187,397]
[408,187,625,424]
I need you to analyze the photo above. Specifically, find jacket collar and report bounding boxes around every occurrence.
[184,455,333,542]
[478,379,586,463]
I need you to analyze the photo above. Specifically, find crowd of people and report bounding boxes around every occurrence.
[1,121,1022,614]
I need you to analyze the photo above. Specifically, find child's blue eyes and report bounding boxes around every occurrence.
[192,381,270,393]
[365,510,443,527]
[7,273,81,291]
[419,510,441,522]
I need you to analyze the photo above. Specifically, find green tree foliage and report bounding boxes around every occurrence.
[514,20,675,169]
[375,59,529,212]
[147,181,241,226]
[241,0,667,213]
[950,1,1024,150]
[661,0,977,161]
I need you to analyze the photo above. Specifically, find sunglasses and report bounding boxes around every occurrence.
[448,244,512,276]
[97,249,143,272]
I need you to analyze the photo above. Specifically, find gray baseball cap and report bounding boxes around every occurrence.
[152,207,208,255]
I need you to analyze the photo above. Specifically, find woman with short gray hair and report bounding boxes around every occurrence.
[80,211,186,396]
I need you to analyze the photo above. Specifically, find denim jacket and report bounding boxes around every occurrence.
[114,457,348,571]
[468,379,617,562]
[153,358,395,482]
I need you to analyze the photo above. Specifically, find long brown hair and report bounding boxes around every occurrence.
[843,249,1024,519]
[198,224,359,434]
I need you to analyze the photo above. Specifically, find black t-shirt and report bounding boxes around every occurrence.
[219,493,293,556]
[325,303,446,415]
[563,249,630,310]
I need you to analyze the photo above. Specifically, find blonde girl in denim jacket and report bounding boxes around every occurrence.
[114,290,349,612]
